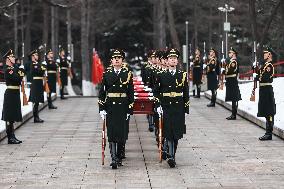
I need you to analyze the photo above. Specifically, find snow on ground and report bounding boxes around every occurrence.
[0,84,49,133]
[214,77,284,131]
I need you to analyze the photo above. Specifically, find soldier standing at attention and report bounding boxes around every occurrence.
[255,47,276,141]
[222,47,241,120]
[29,50,45,123]
[154,48,189,168]
[192,48,203,98]
[56,48,71,100]
[1,49,25,144]
[45,49,58,109]
[98,49,134,169]
[206,48,219,107]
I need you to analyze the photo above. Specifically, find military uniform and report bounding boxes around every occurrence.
[192,53,203,98]
[154,48,189,168]
[1,49,24,144]
[206,48,219,107]
[224,48,242,120]
[46,50,58,109]
[29,50,45,123]
[98,49,134,169]
[57,50,70,99]
[256,47,276,140]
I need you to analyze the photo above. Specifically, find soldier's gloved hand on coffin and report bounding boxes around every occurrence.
[126,114,130,120]
[99,110,107,120]
[157,106,163,117]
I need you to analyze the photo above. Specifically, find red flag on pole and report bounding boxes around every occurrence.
[92,51,104,84]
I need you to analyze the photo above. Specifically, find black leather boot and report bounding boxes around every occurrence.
[227,101,237,120]
[33,104,44,123]
[193,89,196,97]
[60,86,67,100]
[109,142,118,169]
[259,117,273,141]
[167,140,176,168]
[6,122,21,144]
[194,86,201,98]
[48,94,57,109]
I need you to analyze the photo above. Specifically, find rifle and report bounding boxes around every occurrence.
[158,115,163,163]
[189,44,193,81]
[67,44,73,79]
[219,41,225,90]
[202,42,207,81]
[102,117,106,165]
[250,41,258,101]
[43,43,50,94]
[57,45,63,88]
[21,43,28,106]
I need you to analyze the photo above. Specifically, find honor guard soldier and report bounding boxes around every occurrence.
[154,48,189,168]
[98,49,134,169]
[29,49,45,123]
[255,47,276,140]
[45,49,58,109]
[56,48,71,99]
[192,48,203,98]
[1,50,24,144]
[206,48,220,107]
[221,47,242,120]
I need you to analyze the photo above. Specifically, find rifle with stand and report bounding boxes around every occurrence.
[250,41,258,102]
[21,43,28,106]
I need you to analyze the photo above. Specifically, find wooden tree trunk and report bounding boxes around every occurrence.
[193,0,198,49]
[51,6,56,54]
[81,0,91,95]
[42,1,49,45]
[24,0,31,56]
[166,0,180,49]
[14,3,18,57]
[157,0,166,48]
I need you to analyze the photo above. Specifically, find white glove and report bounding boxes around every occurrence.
[221,58,226,64]
[99,110,107,120]
[56,58,60,63]
[253,73,257,79]
[126,114,130,120]
[67,56,71,61]
[220,68,225,74]
[190,62,193,66]
[19,65,24,69]
[203,56,207,61]
[253,61,257,67]
[189,55,193,60]
[203,64,207,69]
[42,61,47,65]
[157,106,163,117]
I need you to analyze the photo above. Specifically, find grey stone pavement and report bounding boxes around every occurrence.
[0,97,284,189]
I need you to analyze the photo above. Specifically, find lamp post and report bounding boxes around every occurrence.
[218,4,234,58]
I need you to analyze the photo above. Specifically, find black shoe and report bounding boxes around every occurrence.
[226,115,236,120]
[207,103,215,107]
[148,124,154,132]
[61,96,67,100]
[12,136,22,143]
[8,138,21,144]
[193,95,200,98]
[110,160,118,169]
[48,104,57,109]
[34,117,44,123]
[117,158,123,166]
[167,158,176,168]
[259,134,272,141]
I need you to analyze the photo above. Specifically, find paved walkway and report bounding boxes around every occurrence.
[0,97,284,189]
